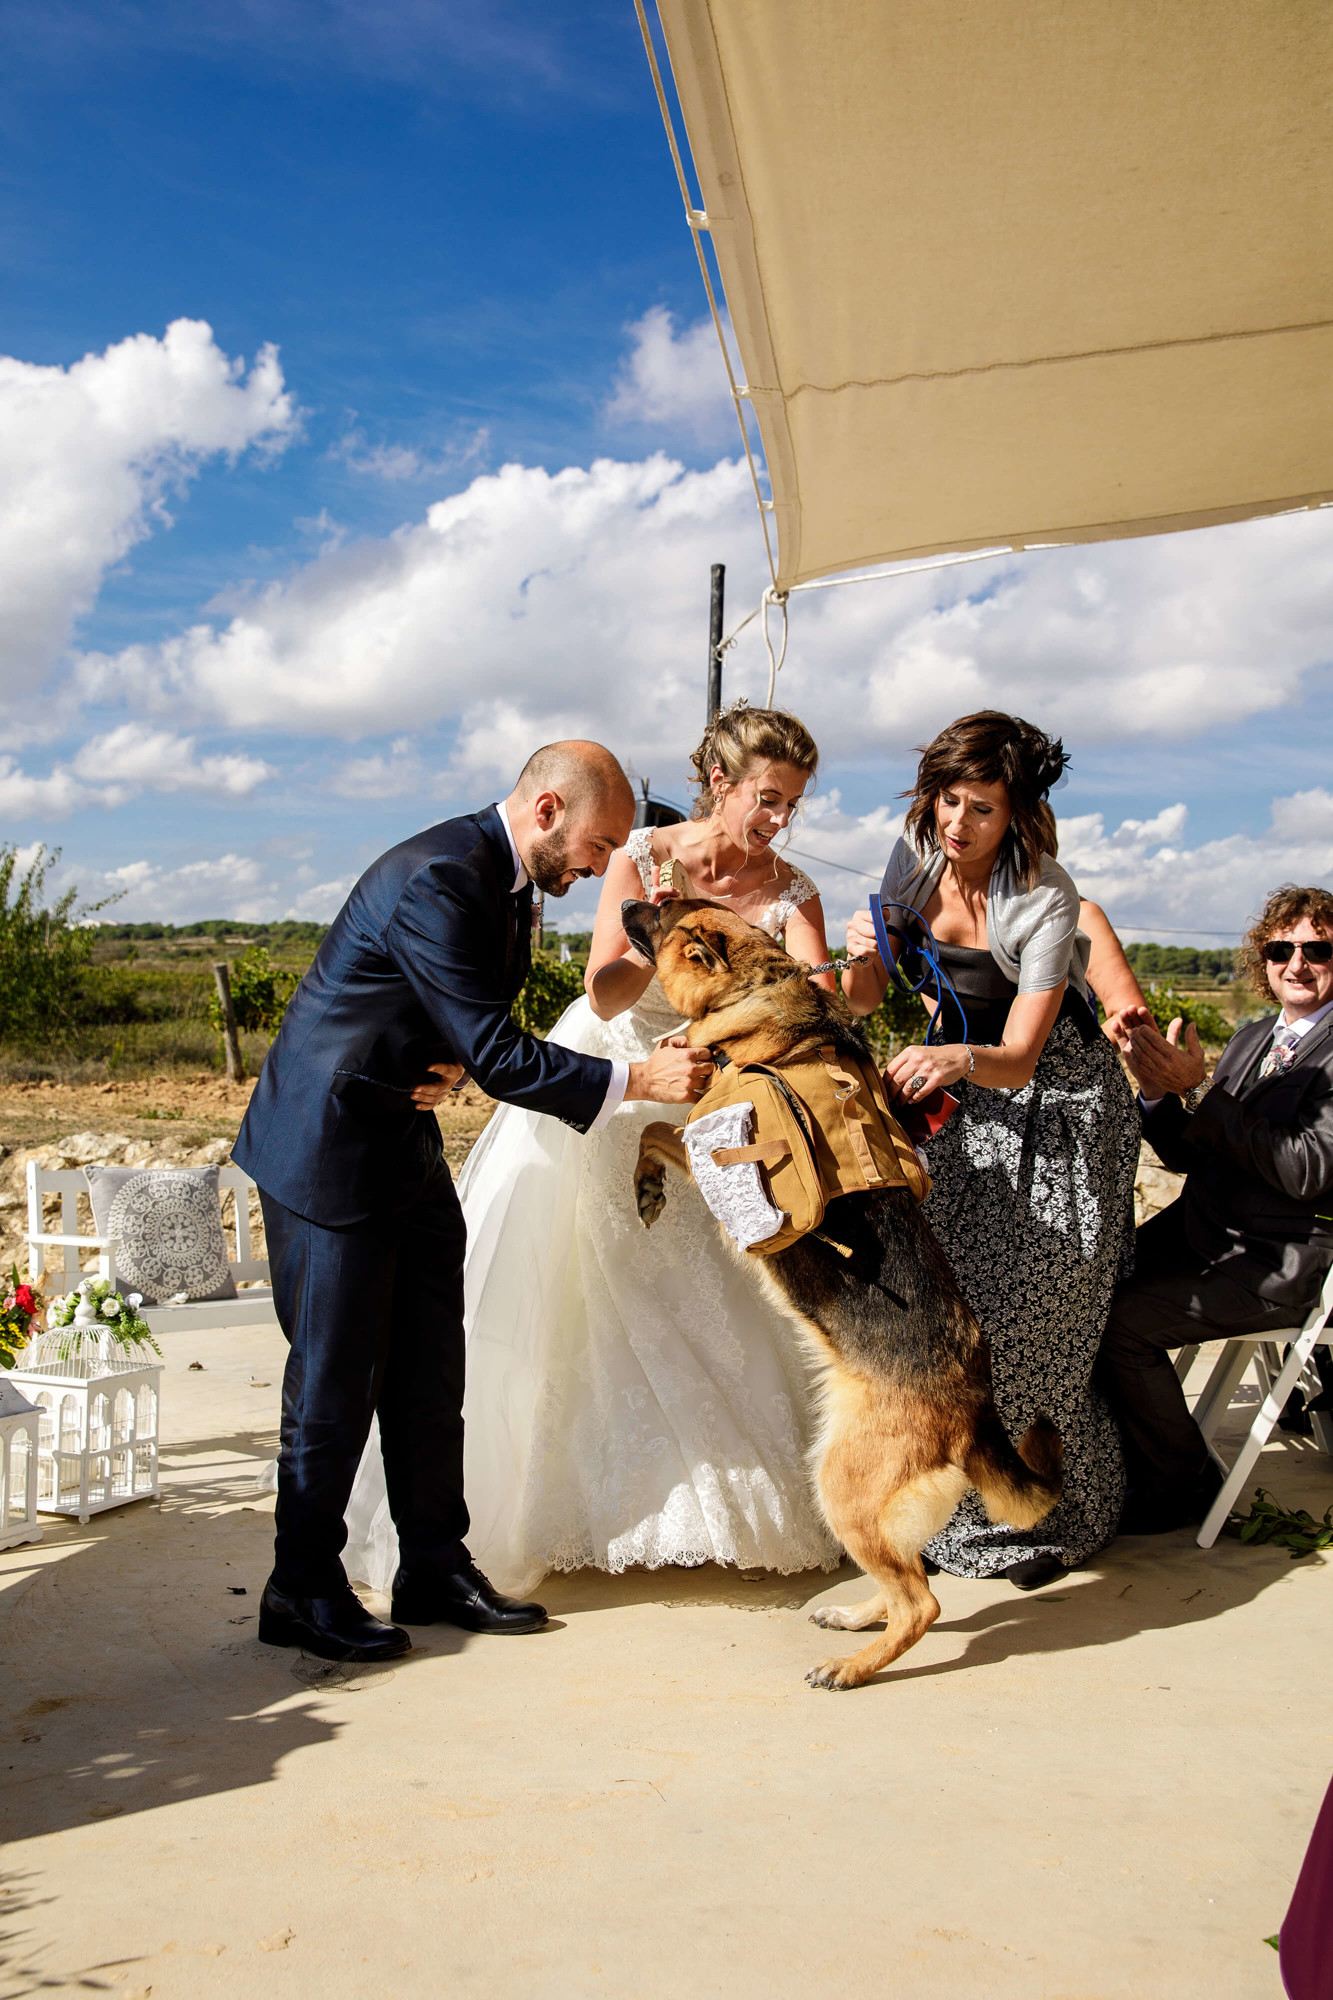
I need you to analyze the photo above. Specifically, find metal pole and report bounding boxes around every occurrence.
[706,562,725,721]
[211,961,245,1083]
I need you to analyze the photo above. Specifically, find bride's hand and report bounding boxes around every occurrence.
[648,860,682,909]
[411,1061,466,1109]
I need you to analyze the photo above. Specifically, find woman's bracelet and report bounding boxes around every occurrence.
[961,1045,975,1079]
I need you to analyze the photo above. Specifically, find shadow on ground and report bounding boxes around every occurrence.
[0,1429,467,1854]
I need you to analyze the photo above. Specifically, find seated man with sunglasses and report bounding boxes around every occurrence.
[1096,885,1333,1532]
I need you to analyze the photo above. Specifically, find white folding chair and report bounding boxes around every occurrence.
[1194,1262,1333,1548]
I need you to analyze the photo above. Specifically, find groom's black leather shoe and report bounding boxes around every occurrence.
[258,1578,411,1662]
[391,1556,548,1634]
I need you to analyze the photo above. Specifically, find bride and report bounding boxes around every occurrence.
[344,703,842,1597]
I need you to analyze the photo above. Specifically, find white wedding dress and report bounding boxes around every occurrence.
[343,830,840,1598]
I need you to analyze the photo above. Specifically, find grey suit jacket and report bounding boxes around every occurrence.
[1141,1010,1333,1309]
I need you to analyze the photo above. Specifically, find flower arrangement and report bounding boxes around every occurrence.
[43,1276,161,1360]
[1,1265,44,1368]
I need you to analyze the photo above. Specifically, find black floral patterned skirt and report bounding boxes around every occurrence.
[921,1003,1139,1576]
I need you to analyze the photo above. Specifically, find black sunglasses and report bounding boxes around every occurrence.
[1263,939,1333,965]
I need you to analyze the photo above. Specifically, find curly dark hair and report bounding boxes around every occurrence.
[1239,884,1333,1000]
[901,710,1069,889]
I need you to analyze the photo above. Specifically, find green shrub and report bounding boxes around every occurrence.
[1142,984,1234,1048]
[0,844,112,1044]
[512,951,586,1036]
[208,946,300,1037]
[860,980,931,1064]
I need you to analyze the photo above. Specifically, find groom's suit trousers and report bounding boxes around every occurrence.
[260,1170,469,1594]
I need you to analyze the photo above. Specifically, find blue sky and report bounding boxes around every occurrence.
[2,1,1331,942]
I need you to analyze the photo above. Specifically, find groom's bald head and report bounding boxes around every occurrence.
[507,740,636,896]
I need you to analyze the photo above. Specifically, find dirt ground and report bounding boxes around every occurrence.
[0,1078,497,1284]
[0,1068,1194,1293]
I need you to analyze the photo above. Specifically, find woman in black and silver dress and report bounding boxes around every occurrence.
[842,711,1139,1590]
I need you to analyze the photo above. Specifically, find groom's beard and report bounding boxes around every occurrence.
[526,830,592,899]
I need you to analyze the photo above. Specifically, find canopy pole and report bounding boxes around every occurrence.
[707,563,725,720]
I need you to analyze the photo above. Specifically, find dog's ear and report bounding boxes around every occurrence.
[683,924,730,972]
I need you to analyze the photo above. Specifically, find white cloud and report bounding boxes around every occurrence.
[604,307,738,444]
[0,725,273,820]
[57,851,351,925]
[71,462,1333,798]
[77,454,765,778]
[1056,793,1333,942]
[334,424,490,482]
[0,318,296,708]
[329,737,432,799]
[761,789,1333,949]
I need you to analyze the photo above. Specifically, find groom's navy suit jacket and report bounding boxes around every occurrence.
[233,804,611,1227]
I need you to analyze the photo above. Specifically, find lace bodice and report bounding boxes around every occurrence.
[610,827,821,1057]
[624,828,817,934]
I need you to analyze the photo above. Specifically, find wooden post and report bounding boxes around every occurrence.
[707,562,725,720]
[211,962,245,1083]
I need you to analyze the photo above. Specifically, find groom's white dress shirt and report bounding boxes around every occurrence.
[496,798,628,1133]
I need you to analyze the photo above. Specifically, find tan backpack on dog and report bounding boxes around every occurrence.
[684,1043,930,1257]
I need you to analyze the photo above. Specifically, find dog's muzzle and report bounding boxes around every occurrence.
[621,899,661,963]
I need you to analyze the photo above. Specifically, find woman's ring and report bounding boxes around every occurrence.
[908,1072,928,1095]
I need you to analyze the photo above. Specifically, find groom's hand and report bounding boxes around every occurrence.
[626,1037,714,1104]
[411,1061,467,1109]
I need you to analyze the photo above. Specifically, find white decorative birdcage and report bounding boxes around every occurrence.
[0,1376,42,1551]
[10,1292,162,1526]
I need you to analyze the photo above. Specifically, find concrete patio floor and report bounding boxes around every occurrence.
[2,1323,1328,1999]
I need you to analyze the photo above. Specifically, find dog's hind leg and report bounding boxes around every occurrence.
[807,1456,967,1692]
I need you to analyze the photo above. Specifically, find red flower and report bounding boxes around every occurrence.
[13,1286,36,1314]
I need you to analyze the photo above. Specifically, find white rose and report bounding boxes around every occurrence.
[100,1301,119,1319]
[127,1293,143,1309]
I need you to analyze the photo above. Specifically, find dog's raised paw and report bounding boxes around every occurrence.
[634,1170,666,1228]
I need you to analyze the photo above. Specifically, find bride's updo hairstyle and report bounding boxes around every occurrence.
[903,710,1069,889]
[688,700,819,820]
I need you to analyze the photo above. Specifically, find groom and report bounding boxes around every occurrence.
[234,741,711,1663]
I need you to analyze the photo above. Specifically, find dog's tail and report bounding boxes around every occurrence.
[964,1410,1063,1530]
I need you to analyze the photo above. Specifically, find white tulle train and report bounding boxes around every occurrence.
[343,983,839,1598]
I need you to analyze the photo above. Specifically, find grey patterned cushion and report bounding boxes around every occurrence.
[83,1166,238,1305]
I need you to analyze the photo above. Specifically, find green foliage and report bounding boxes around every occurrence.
[1141,984,1234,1048]
[1224,1486,1333,1559]
[512,950,586,1036]
[860,979,931,1063]
[0,844,115,1044]
[45,1276,160,1356]
[91,917,328,953]
[1124,941,1237,981]
[822,950,930,1061]
[208,945,300,1037]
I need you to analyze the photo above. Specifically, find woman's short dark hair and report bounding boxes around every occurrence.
[1239,884,1333,1000]
[902,710,1069,889]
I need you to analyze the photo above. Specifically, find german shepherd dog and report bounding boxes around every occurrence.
[622,898,1062,1691]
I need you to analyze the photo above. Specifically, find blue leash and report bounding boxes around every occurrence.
[869,898,971,1048]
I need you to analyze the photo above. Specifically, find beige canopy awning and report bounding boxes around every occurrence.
[655,0,1333,591]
